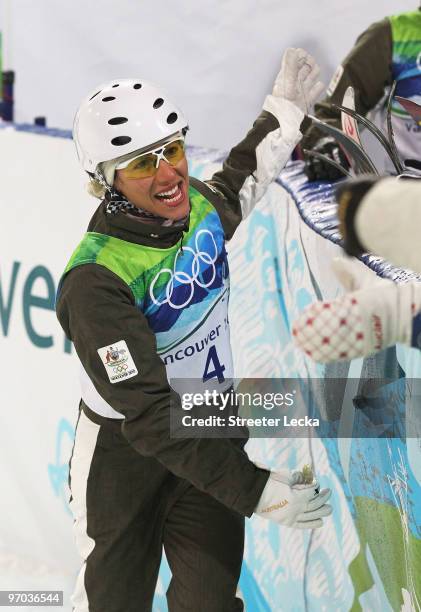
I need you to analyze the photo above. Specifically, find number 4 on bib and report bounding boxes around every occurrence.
[203,345,225,383]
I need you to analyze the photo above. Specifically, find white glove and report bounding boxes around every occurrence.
[255,469,332,529]
[272,47,324,114]
[292,258,421,363]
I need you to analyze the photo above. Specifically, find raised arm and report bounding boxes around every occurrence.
[205,48,324,237]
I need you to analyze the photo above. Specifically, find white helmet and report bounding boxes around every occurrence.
[73,78,188,175]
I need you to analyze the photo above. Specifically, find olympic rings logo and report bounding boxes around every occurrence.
[113,364,128,373]
[149,229,218,310]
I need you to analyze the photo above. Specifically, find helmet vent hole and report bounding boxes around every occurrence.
[112,84,119,88]
[89,91,101,100]
[111,136,132,146]
[167,112,178,124]
[102,96,116,102]
[153,98,164,109]
[108,117,128,125]
[133,83,142,89]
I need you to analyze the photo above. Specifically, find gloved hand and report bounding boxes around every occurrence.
[272,47,324,114]
[336,177,380,256]
[304,136,351,182]
[255,469,332,529]
[292,258,421,363]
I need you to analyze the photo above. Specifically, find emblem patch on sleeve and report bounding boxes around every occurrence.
[97,340,138,384]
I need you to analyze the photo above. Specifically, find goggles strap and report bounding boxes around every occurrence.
[95,169,110,189]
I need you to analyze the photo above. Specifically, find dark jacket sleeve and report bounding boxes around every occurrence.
[56,263,269,516]
[301,17,393,149]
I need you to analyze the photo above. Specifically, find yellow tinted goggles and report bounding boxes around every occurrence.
[116,138,186,179]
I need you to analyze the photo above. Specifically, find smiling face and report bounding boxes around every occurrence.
[113,141,190,220]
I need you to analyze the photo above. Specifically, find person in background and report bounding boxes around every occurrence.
[301,7,421,180]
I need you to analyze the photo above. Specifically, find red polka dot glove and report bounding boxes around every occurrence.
[292,258,421,363]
